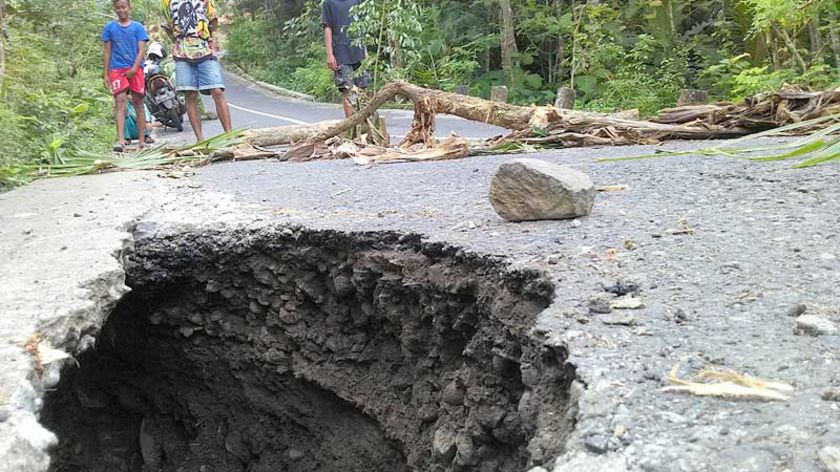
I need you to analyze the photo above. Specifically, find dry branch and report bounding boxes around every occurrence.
[243,120,342,147]
[653,87,840,131]
[239,81,840,165]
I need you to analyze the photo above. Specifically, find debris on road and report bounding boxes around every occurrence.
[667,216,695,235]
[601,280,641,296]
[596,185,628,192]
[271,82,839,164]
[610,296,645,310]
[794,314,838,336]
[488,158,595,222]
[15,81,840,180]
[662,364,794,402]
[822,388,840,402]
[602,314,637,326]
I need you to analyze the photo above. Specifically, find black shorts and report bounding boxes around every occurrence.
[334,63,371,92]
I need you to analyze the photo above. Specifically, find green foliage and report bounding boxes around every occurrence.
[224,0,837,114]
[0,0,115,189]
[225,1,336,99]
[729,66,799,101]
[349,0,424,89]
[290,44,340,101]
[740,0,804,32]
[585,35,689,114]
[702,53,839,102]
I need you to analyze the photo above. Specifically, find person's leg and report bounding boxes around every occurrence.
[209,89,232,132]
[130,93,147,149]
[333,64,354,117]
[114,92,128,146]
[341,92,353,118]
[174,60,202,141]
[184,91,203,142]
[127,68,148,147]
[197,59,232,133]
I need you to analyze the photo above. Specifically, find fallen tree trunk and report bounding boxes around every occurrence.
[242,120,343,147]
[242,81,839,164]
[298,81,556,148]
[274,81,758,160]
[653,87,840,130]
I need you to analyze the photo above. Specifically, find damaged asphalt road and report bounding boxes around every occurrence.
[1,140,839,472]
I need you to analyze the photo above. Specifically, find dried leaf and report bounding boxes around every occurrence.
[661,383,790,401]
[351,136,471,165]
[663,363,793,402]
[667,217,695,235]
[696,368,794,392]
[597,185,628,192]
[39,345,77,367]
[22,334,44,372]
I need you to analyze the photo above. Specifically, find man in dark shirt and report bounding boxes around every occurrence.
[321,0,369,117]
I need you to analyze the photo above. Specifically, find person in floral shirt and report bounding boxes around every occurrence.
[162,0,231,142]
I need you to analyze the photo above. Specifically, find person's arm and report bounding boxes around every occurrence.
[127,24,149,78]
[322,3,338,71]
[206,0,218,34]
[127,40,146,78]
[324,26,338,71]
[103,41,112,89]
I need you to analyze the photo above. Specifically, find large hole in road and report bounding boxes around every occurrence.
[42,229,575,472]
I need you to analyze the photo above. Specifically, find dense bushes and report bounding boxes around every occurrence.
[0,0,114,189]
[224,0,839,109]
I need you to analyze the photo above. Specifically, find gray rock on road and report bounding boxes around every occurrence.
[794,314,838,336]
[489,158,595,222]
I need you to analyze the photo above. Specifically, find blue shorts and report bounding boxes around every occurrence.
[175,59,225,94]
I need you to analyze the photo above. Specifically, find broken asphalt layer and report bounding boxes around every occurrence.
[1,141,839,471]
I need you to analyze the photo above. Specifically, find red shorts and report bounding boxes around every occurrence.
[108,68,145,96]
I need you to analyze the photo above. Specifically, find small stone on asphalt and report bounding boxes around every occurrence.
[611,296,644,310]
[602,280,640,296]
[786,303,808,317]
[589,299,612,314]
[794,315,838,336]
[823,388,840,402]
[603,314,636,326]
[583,433,610,454]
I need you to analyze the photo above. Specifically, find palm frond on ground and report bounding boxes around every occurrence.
[597,114,840,168]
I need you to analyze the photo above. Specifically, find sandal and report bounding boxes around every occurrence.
[112,142,125,153]
[144,135,156,145]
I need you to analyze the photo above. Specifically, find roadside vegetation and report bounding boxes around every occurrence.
[0,0,112,188]
[226,0,839,110]
[0,0,164,190]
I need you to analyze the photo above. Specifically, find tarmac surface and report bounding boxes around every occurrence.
[195,143,840,472]
[2,69,840,471]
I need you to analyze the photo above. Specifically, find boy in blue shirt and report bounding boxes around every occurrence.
[102,0,150,152]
